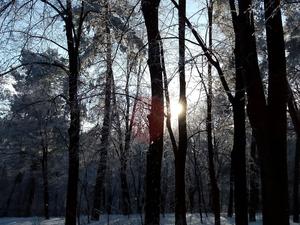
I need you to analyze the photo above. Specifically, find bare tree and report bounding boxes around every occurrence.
[91,2,113,220]
[141,0,164,225]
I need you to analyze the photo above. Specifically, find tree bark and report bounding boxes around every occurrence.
[25,162,36,216]
[42,146,49,219]
[91,3,113,220]
[227,162,234,218]
[176,0,188,224]
[229,3,248,222]
[206,2,220,225]
[65,35,80,225]
[263,0,289,224]
[193,148,204,223]
[232,94,247,225]
[64,1,82,224]
[288,89,300,223]
[293,135,300,222]
[234,1,269,224]
[141,1,164,225]
[249,132,259,222]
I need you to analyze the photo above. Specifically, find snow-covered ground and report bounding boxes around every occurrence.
[0,214,298,225]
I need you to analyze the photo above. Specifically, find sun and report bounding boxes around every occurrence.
[170,102,183,117]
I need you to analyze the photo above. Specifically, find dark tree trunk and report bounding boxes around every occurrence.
[141,1,164,225]
[42,146,49,219]
[229,6,248,222]
[232,95,247,225]
[188,186,195,212]
[206,2,220,225]
[249,132,259,222]
[25,163,36,216]
[193,152,204,222]
[120,161,131,215]
[175,156,187,225]
[234,0,290,223]
[91,3,113,220]
[227,162,234,218]
[65,0,81,224]
[288,90,300,223]
[175,0,188,224]
[293,135,300,222]
[161,164,169,216]
[233,1,270,224]
[263,0,289,224]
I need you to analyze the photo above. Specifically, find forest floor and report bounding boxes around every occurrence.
[0,214,298,225]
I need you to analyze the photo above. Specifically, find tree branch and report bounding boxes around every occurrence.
[170,0,234,104]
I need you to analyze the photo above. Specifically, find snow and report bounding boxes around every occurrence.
[0,214,298,225]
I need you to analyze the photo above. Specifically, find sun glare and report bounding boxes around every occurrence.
[170,102,183,117]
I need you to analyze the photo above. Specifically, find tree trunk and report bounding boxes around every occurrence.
[91,3,113,220]
[112,73,131,216]
[206,2,220,225]
[288,89,300,223]
[120,160,131,215]
[118,53,141,215]
[42,146,50,219]
[232,96,247,225]
[249,132,259,222]
[65,0,81,224]
[233,1,270,224]
[293,135,300,222]
[141,1,164,225]
[227,162,234,218]
[230,7,248,222]
[263,0,289,224]
[25,163,36,216]
[161,164,169,216]
[175,0,188,224]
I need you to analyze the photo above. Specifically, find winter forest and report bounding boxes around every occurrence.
[0,0,299,225]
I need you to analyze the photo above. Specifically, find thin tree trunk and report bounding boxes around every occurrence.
[64,1,82,224]
[113,83,131,216]
[195,159,203,222]
[293,135,300,222]
[119,53,140,215]
[188,186,195,213]
[206,2,220,225]
[288,89,300,223]
[42,146,49,219]
[192,139,205,222]
[227,162,234,218]
[161,164,169,216]
[176,0,188,224]
[249,132,259,222]
[263,0,289,224]
[141,1,164,225]
[120,162,131,215]
[91,3,113,220]
[25,163,36,216]
[232,1,271,224]
[228,3,248,222]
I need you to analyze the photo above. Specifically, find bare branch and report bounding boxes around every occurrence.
[170,0,234,104]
